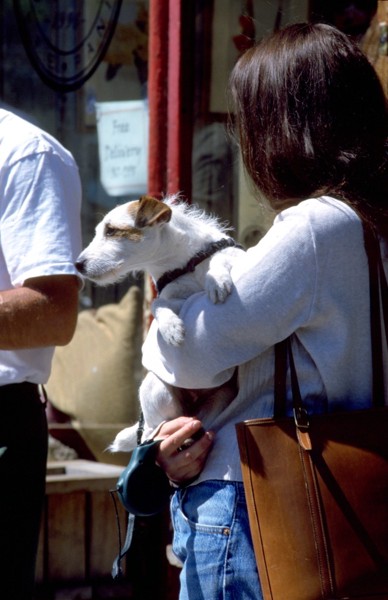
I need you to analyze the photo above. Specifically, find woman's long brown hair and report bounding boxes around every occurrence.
[229,23,388,226]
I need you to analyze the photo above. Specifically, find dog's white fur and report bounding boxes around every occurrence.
[76,195,244,451]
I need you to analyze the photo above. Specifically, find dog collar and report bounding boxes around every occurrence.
[155,238,243,295]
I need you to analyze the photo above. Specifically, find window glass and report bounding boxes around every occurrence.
[191,0,308,248]
[1,0,149,307]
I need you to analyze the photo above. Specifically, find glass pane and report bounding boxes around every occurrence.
[192,0,308,248]
[1,0,149,307]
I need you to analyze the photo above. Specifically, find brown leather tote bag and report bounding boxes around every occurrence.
[236,226,388,600]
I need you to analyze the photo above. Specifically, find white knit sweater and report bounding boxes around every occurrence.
[142,197,376,482]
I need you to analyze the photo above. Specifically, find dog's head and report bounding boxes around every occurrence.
[76,195,172,285]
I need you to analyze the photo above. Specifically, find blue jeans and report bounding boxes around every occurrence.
[171,480,263,600]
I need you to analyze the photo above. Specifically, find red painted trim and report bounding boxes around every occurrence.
[167,0,182,195]
[147,0,169,198]
[148,0,194,199]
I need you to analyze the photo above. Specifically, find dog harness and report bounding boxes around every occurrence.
[155,237,243,295]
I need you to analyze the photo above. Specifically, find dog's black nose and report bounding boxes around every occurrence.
[75,259,86,274]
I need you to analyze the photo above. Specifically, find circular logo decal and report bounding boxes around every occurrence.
[14,0,123,92]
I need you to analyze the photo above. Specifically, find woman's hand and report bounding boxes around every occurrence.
[155,417,214,485]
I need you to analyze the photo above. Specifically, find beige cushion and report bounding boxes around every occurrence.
[46,286,143,463]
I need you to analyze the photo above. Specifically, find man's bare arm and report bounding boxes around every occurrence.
[0,275,79,350]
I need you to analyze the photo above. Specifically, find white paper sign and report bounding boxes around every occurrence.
[96,100,148,196]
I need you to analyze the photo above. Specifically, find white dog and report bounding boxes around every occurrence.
[76,195,244,451]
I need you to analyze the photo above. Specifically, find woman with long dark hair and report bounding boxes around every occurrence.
[142,23,388,599]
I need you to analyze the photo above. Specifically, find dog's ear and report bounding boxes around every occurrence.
[134,196,172,228]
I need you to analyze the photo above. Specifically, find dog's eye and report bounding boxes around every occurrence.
[105,225,117,237]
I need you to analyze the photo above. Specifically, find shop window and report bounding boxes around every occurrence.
[2,0,383,313]
[191,0,309,248]
[0,0,149,308]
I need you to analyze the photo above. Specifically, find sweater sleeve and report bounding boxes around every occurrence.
[142,208,318,388]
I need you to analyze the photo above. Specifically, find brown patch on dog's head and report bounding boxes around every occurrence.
[133,196,172,228]
[104,221,143,241]
[101,196,172,241]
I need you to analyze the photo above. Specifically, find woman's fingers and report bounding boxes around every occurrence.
[159,418,205,454]
[155,417,214,483]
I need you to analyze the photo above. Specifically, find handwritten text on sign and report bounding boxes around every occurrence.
[96,101,148,196]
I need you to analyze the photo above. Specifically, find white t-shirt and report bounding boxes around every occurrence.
[0,109,82,384]
[142,196,378,482]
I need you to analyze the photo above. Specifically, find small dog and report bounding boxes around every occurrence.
[76,195,244,451]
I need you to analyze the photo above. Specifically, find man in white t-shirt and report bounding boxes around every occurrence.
[0,107,82,600]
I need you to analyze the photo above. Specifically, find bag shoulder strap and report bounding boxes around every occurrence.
[274,337,287,418]
[363,224,388,405]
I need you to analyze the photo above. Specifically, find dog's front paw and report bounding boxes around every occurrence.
[153,302,185,345]
[158,313,185,346]
[205,272,233,303]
